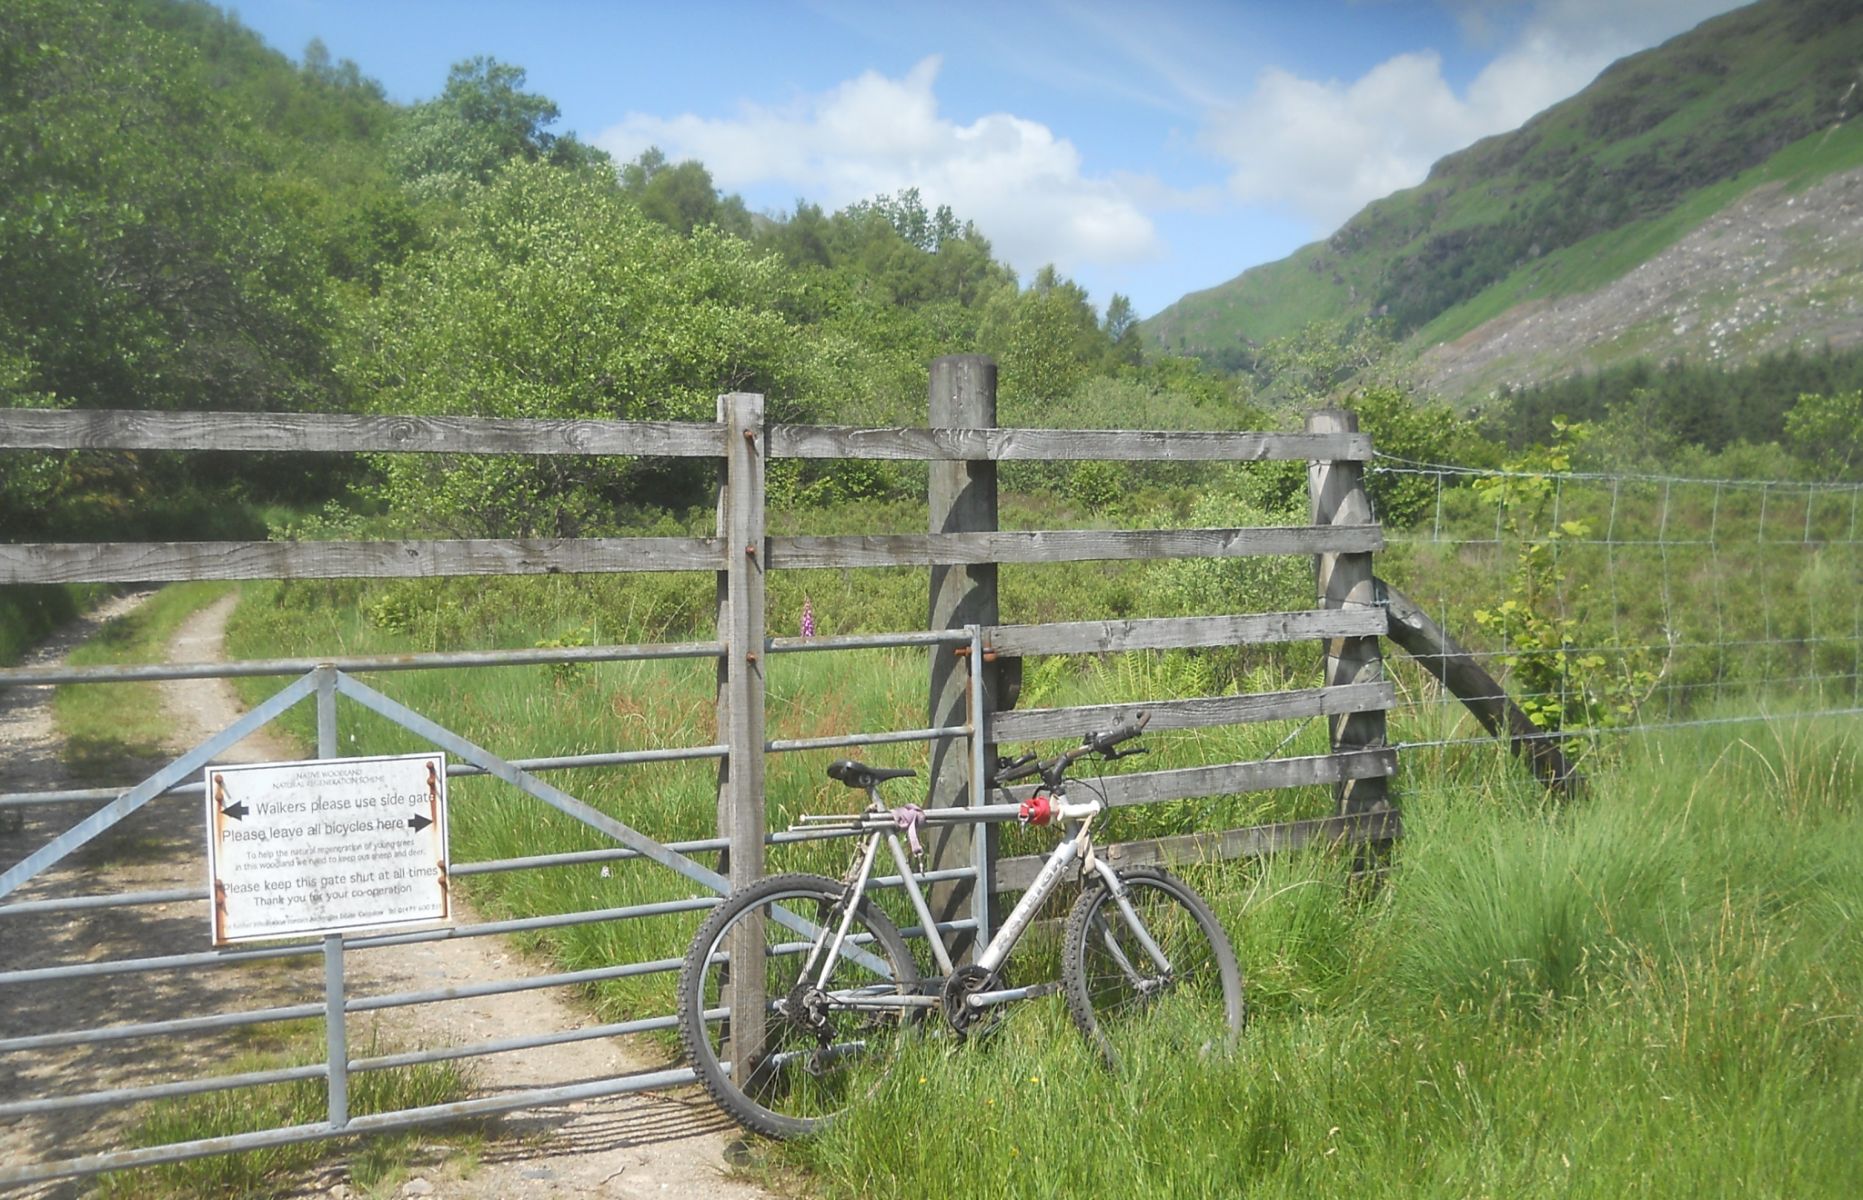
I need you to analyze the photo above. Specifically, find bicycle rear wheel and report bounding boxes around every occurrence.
[677,872,919,1139]
[1061,865,1245,1068]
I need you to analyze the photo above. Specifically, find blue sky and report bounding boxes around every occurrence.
[229,0,1746,317]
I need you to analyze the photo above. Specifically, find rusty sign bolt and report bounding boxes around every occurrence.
[744,543,758,557]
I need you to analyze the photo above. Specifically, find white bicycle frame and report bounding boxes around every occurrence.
[797,785,1180,1020]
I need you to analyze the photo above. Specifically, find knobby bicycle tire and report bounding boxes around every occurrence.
[677,872,920,1139]
[1061,865,1245,1068]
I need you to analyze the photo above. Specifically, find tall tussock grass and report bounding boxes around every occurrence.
[795,716,1862,1198]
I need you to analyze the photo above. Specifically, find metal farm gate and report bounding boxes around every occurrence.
[0,355,1398,1187]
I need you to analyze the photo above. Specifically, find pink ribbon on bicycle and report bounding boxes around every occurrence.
[890,804,927,855]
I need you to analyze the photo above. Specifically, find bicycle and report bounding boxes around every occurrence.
[676,712,1246,1139]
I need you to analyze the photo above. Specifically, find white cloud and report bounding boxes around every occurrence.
[1202,0,1747,232]
[594,56,1163,278]
[1448,0,1745,58]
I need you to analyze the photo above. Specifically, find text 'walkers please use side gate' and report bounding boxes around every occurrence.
[0,355,1395,1187]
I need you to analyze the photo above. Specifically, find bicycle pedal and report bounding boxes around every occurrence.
[963,1011,1008,1045]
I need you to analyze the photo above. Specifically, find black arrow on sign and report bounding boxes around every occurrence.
[407,814,433,833]
[220,801,250,821]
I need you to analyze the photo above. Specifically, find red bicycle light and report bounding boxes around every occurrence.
[1018,795,1054,826]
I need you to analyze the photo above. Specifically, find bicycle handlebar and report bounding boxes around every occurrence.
[1085,712,1151,756]
[991,711,1151,788]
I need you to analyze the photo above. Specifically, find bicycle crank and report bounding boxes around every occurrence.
[940,964,1000,1036]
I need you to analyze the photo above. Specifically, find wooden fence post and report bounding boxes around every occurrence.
[927,355,998,961]
[715,392,767,1062]
[1307,408,1393,830]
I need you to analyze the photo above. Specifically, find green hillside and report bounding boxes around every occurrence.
[1415,115,1863,350]
[1142,0,1863,370]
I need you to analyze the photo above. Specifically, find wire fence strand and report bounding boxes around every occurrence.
[1368,455,1863,760]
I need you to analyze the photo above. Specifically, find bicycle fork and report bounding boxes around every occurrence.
[995,828,1178,1001]
[1090,869,1179,992]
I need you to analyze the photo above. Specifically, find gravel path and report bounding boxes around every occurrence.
[1,593,772,1200]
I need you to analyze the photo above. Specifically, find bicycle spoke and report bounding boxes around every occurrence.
[678,875,919,1139]
[1062,868,1244,1067]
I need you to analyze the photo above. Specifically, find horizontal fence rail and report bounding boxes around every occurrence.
[0,527,1380,585]
[986,606,1387,656]
[0,536,722,584]
[0,626,957,688]
[765,424,1371,461]
[0,409,730,457]
[994,809,1402,891]
[994,747,1399,811]
[990,681,1396,741]
[770,526,1380,568]
[1,410,1371,463]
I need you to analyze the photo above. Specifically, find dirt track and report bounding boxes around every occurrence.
[0,593,771,1199]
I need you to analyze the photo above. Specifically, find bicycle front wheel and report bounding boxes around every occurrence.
[1061,866,1245,1068]
[677,873,919,1139]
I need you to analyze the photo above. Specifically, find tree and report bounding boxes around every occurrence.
[1103,293,1142,367]
[0,0,337,414]
[762,200,833,269]
[1784,390,1863,479]
[619,148,753,238]
[390,56,606,197]
[979,267,1108,415]
[1346,384,1490,526]
[1252,318,1399,405]
[343,161,830,536]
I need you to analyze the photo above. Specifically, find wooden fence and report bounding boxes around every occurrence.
[0,354,1399,920]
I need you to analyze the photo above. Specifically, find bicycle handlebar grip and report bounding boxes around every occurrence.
[1089,710,1151,753]
[992,752,1040,785]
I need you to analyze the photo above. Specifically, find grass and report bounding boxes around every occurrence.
[783,715,1862,1199]
[92,1031,476,1200]
[0,583,110,667]
[54,581,235,781]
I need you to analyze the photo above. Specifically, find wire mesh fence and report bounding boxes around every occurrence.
[1368,454,1863,763]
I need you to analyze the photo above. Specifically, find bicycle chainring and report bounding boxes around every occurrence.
[940,964,998,1035]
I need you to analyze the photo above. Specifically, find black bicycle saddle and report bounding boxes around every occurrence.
[826,760,919,789]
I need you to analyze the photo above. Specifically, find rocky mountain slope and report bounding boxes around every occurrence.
[1415,160,1863,399]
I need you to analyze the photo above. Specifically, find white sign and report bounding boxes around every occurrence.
[205,753,450,945]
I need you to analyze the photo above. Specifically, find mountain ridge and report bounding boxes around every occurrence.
[1140,0,1863,398]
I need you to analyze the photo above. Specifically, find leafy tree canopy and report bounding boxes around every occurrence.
[391,56,608,199]
[0,0,345,413]
[1783,389,1863,479]
[619,148,754,238]
[344,161,830,535]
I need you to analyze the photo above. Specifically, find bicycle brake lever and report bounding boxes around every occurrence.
[1104,746,1148,760]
